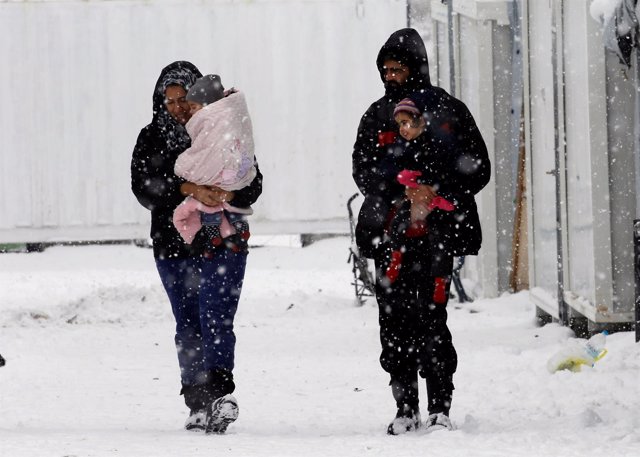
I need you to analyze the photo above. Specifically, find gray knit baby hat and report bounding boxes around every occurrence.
[186,74,225,106]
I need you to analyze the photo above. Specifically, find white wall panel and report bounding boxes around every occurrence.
[526,0,559,297]
[605,50,636,314]
[562,0,611,306]
[0,0,408,242]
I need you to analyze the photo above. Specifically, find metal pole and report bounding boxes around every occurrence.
[635,220,640,342]
[551,0,568,326]
[635,47,640,342]
[510,0,524,199]
[447,0,455,94]
[636,45,640,220]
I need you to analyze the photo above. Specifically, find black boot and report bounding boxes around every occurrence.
[205,393,239,434]
[205,368,239,434]
[425,374,454,416]
[181,370,238,433]
[209,368,236,398]
[387,374,421,435]
[181,382,215,411]
[181,382,216,432]
[387,403,421,435]
[184,408,207,432]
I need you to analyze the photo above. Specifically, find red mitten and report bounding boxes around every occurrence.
[433,277,449,304]
[405,220,427,238]
[428,196,455,212]
[378,131,398,146]
[397,169,422,188]
[385,250,403,284]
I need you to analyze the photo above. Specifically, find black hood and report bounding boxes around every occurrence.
[406,88,456,138]
[151,60,202,122]
[376,28,431,97]
[404,88,448,115]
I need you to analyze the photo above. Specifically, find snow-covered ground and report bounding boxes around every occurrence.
[0,237,639,457]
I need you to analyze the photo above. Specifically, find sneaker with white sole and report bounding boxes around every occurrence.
[184,408,207,432]
[424,412,454,433]
[205,394,239,434]
[387,405,421,435]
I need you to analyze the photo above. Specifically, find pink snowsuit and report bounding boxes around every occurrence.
[173,90,256,243]
[173,197,252,244]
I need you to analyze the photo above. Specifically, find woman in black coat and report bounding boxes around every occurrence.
[131,61,262,434]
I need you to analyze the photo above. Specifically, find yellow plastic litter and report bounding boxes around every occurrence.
[549,349,607,373]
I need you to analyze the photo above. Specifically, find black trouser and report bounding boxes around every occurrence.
[374,241,457,416]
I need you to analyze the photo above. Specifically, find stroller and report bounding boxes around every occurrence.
[451,256,473,303]
[347,193,375,306]
[347,193,472,306]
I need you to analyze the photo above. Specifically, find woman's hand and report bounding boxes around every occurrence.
[180,183,235,206]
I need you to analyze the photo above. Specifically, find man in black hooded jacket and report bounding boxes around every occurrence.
[352,28,490,434]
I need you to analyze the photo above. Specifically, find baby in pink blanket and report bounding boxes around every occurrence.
[173,75,257,247]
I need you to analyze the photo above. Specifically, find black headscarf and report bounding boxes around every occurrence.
[151,61,202,151]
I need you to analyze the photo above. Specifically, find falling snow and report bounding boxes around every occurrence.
[0,238,638,457]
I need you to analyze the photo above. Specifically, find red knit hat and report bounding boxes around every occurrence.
[393,98,421,117]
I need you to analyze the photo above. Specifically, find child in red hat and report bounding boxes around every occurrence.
[384,97,456,284]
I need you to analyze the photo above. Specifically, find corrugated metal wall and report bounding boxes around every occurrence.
[524,0,636,324]
[429,0,514,297]
[0,0,407,242]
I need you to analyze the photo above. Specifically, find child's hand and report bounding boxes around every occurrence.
[397,169,422,188]
[181,183,234,206]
